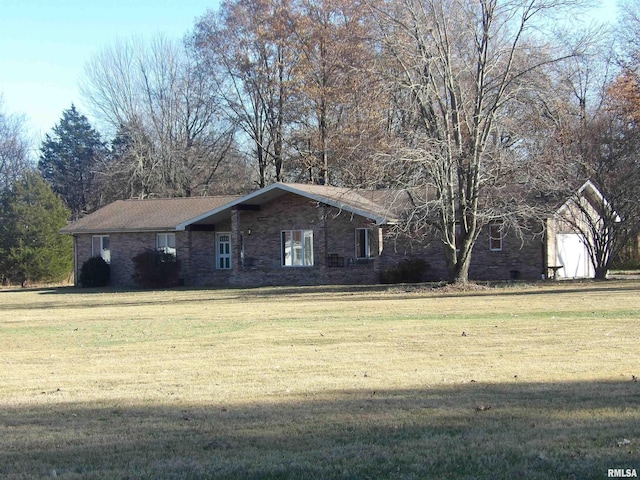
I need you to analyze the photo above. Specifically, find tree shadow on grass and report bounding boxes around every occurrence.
[0,286,252,311]
[1,380,638,480]
[10,279,637,312]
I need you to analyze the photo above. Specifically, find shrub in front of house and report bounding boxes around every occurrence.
[79,256,110,288]
[132,249,181,289]
[380,258,429,284]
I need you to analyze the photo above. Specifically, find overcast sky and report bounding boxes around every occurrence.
[0,0,618,145]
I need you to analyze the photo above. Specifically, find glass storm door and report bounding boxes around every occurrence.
[216,233,232,270]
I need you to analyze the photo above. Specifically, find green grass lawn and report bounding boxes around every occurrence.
[1,281,639,479]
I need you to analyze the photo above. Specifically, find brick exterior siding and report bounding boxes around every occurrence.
[75,231,183,287]
[225,194,383,287]
[72,193,549,287]
[468,224,545,281]
[376,226,546,283]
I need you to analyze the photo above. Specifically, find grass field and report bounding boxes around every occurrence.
[1,280,639,479]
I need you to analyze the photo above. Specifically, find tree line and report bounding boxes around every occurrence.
[1,0,639,285]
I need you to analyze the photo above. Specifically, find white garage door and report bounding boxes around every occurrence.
[556,233,594,278]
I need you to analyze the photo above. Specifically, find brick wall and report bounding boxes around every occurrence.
[75,231,189,287]
[72,194,550,287]
[468,225,545,281]
[186,221,232,286]
[224,194,383,287]
[376,224,546,282]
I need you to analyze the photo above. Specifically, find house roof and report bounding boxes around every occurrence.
[59,195,241,234]
[177,183,411,230]
[60,183,412,235]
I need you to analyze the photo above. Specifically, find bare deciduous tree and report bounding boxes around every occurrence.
[618,0,640,67]
[81,35,236,198]
[371,0,588,284]
[192,0,296,188]
[0,97,31,192]
[543,10,640,277]
[288,0,388,186]
[560,73,640,278]
[193,0,391,188]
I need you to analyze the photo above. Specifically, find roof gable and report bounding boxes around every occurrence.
[556,180,620,221]
[175,183,411,230]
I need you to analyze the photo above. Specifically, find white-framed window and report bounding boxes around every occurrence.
[216,233,232,270]
[355,228,372,259]
[282,230,314,267]
[157,233,176,256]
[489,224,503,251]
[92,235,111,264]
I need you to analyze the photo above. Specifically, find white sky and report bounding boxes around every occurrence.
[0,0,619,145]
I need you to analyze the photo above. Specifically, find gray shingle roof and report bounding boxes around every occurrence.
[60,183,413,235]
[277,183,411,223]
[59,196,240,234]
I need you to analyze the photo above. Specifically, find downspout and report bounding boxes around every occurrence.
[322,204,328,268]
[542,218,549,280]
[186,228,192,286]
[74,235,79,286]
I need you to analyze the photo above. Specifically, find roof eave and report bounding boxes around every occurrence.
[59,227,179,235]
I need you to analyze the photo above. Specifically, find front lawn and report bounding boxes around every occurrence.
[1,281,638,479]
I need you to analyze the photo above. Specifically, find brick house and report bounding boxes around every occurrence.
[59,182,606,287]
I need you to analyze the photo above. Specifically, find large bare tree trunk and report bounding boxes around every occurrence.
[372,0,588,283]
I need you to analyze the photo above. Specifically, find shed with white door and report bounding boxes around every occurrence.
[545,180,613,280]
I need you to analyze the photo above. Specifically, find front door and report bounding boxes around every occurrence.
[216,233,232,270]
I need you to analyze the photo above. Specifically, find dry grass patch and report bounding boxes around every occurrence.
[1,281,639,479]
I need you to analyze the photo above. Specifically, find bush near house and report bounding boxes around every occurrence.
[79,256,110,288]
[132,249,181,288]
[380,258,429,284]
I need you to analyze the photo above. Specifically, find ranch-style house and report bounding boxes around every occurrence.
[59,181,607,287]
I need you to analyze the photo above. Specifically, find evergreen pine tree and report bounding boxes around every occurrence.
[0,171,73,286]
[38,105,106,219]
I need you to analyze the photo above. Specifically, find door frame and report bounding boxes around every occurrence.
[215,232,232,270]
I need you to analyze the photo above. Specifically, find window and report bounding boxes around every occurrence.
[92,235,111,264]
[157,233,176,256]
[355,228,372,259]
[282,230,314,266]
[489,224,503,251]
